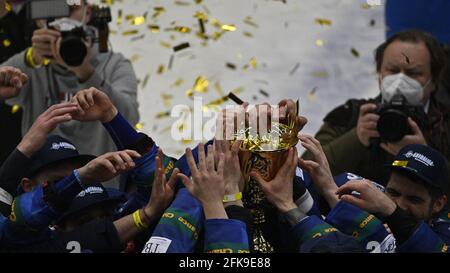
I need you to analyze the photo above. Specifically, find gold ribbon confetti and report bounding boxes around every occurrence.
[157,64,165,74]
[314,18,332,26]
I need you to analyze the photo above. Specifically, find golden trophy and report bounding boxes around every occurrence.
[235,101,303,253]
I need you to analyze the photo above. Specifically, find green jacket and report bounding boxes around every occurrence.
[302,87,450,195]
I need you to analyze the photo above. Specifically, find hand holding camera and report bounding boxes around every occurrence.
[356,103,380,147]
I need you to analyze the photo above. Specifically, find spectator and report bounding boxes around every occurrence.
[1,0,139,169]
[302,30,450,196]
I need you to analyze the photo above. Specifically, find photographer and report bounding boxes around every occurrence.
[302,30,450,196]
[0,0,139,162]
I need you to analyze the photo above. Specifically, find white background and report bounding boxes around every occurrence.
[95,0,386,157]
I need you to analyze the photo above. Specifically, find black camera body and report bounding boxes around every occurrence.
[29,1,111,66]
[375,94,426,143]
[59,26,88,66]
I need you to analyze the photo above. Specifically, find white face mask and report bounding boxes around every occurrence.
[380,73,430,106]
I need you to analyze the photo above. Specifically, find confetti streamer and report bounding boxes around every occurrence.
[175,1,191,6]
[289,62,300,75]
[307,87,318,102]
[131,16,145,25]
[131,34,145,41]
[351,48,360,58]
[243,31,253,38]
[117,9,122,25]
[173,42,190,52]
[157,64,165,74]
[244,16,259,28]
[122,30,139,36]
[148,25,160,33]
[221,24,237,31]
[315,39,324,47]
[214,81,225,96]
[168,54,174,69]
[152,7,166,19]
[312,71,329,78]
[314,18,332,26]
[259,89,269,97]
[141,74,150,89]
[226,63,237,70]
[172,78,184,87]
[160,41,172,48]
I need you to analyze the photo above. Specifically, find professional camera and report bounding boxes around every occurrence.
[29,0,111,66]
[375,94,427,143]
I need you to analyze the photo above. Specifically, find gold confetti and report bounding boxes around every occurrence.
[5,2,11,12]
[175,0,191,6]
[101,0,114,5]
[243,31,253,38]
[125,14,135,21]
[185,89,194,97]
[351,48,360,58]
[194,0,203,4]
[315,39,324,47]
[250,57,257,69]
[193,76,209,93]
[122,30,139,36]
[193,11,208,21]
[244,16,259,28]
[211,31,224,40]
[161,92,173,108]
[152,7,166,19]
[135,123,144,130]
[3,39,11,47]
[214,81,224,96]
[312,71,329,78]
[221,24,237,32]
[129,54,140,63]
[117,9,122,25]
[156,111,171,119]
[172,78,184,87]
[174,26,191,33]
[160,41,172,48]
[148,25,160,33]
[210,18,222,28]
[11,105,20,114]
[315,18,332,26]
[157,64,165,74]
[131,16,145,25]
[141,74,150,89]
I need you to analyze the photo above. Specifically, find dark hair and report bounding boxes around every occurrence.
[394,169,444,202]
[375,30,446,83]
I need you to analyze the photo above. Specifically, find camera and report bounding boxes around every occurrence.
[375,94,426,142]
[29,0,111,66]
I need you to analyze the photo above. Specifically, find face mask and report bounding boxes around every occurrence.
[380,73,430,106]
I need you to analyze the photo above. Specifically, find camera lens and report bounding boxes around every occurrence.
[377,109,410,142]
[59,33,87,67]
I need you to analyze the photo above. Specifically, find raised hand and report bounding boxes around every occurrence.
[0,66,28,100]
[17,103,78,157]
[70,87,118,123]
[298,133,339,208]
[177,143,227,219]
[336,179,397,217]
[144,148,180,219]
[77,150,141,183]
